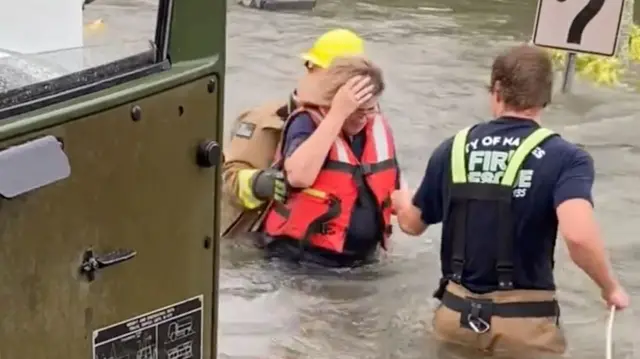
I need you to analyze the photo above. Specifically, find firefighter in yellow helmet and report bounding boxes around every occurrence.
[220,29,365,240]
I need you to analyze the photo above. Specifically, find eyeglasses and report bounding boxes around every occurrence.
[354,106,379,117]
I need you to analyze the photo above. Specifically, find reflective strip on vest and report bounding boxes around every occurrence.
[372,114,392,161]
[332,114,392,165]
[333,139,351,163]
[451,126,556,185]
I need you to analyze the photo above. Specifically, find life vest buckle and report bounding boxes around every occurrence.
[359,163,372,175]
[318,222,331,235]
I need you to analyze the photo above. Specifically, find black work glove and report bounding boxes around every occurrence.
[250,168,287,202]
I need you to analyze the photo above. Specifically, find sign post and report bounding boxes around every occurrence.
[561,52,577,93]
[531,0,626,93]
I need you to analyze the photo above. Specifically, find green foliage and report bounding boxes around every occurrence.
[548,24,640,87]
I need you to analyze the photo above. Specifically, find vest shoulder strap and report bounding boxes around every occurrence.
[501,128,555,186]
[451,126,473,184]
[450,126,556,186]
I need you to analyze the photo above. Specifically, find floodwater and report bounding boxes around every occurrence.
[10,0,640,357]
[221,1,640,359]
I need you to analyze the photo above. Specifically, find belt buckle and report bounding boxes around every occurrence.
[465,299,492,334]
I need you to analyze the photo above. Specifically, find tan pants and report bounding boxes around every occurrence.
[432,282,567,356]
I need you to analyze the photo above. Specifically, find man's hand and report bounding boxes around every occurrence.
[251,168,287,202]
[391,185,428,236]
[602,283,630,310]
[236,168,287,210]
[391,187,412,214]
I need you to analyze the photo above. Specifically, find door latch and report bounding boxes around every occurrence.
[196,140,220,168]
[79,248,137,282]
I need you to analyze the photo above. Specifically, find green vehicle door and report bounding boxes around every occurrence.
[0,0,225,358]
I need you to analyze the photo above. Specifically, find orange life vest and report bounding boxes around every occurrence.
[262,107,399,253]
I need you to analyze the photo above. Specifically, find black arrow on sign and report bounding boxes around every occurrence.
[557,0,606,44]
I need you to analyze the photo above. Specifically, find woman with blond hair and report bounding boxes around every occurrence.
[259,56,402,268]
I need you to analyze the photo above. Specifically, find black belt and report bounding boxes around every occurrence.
[441,289,560,334]
[442,290,560,318]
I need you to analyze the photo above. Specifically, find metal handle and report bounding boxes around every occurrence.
[79,248,137,282]
[196,140,221,168]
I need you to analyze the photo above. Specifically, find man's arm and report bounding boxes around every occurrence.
[221,112,282,208]
[396,139,450,236]
[222,161,255,208]
[555,147,619,294]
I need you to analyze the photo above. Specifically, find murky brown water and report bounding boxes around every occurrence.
[24,0,640,357]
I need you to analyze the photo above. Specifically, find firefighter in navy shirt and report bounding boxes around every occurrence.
[391,44,629,354]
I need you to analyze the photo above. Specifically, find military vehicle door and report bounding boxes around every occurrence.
[0,0,225,358]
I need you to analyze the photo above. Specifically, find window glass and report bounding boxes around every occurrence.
[0,0,162,96]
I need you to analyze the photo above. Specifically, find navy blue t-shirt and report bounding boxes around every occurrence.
[280,112,382,254]
[413,117,595,293]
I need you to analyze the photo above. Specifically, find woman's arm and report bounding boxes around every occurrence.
[284,109,346,188]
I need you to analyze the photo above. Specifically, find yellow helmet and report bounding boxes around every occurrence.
[300,29,364,69]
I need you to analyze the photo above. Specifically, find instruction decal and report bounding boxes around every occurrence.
[92,295,203,359]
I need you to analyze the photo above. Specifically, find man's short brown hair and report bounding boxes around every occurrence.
[490,44,553,111]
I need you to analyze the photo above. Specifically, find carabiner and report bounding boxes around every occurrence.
[467,314,490,334]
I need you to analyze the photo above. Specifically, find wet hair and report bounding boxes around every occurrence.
[296,56,385,107]
[490,44,553,111]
